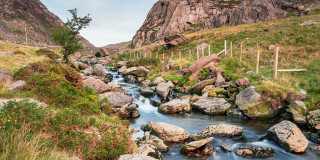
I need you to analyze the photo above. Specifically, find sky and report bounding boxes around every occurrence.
[41,0,158,47]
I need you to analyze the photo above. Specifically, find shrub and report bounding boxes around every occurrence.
[13,50,26,55]
[35,49,60,60]
[199,68,210,80]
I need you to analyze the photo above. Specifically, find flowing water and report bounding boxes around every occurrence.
[108,68,320,160]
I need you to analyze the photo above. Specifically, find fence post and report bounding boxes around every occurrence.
[197,47,199,60]
[202,44,204,57]
[150,52,152,58]
[134,52,135,58]
[156,53,158,59]
[224,40,227,57]
[230,42,233,57]
[274,47,279,80]
[189,50,191,60]
[240,43,243,62]
[179,51,181,59]
[163,53,164,60]
[256,51,260,75]
[25,25,28,45]
[171,52,173,59]
[209,45,211,56]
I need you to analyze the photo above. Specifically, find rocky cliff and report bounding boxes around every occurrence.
[0,0,96,54]
[132,0,319,48]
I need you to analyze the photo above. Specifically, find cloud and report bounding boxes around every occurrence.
[41,0,157,47]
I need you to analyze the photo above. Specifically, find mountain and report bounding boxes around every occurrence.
[103,41,131,53]
[0,0,96,54]
[132,0,319,49]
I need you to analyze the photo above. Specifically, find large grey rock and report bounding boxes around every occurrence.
[83,77,110,93]
[118,154,157,160]
[124,67,138,75]
[82,66,94,75]
[118,66,127,74]
[138,144,163,159]
[140,87,155,97]
[156,82,170,101]
[159,99,191,114]
[9,80,26,93]
[152,77,165,86]
[192,98,231,115]
[191,79,215,95]
[180,137,214,157]
[0,69,13,84]
[98,92,132,108]
[93,64,108,77]
[236,147,275,158]
[136,66,150,77]
[145,133,169,152]
[190,124,243,141]
[307,109,320,130]
[141,121,190,143]
[235,87,282,119]
[286,101,307,125]
[267,120,308,153]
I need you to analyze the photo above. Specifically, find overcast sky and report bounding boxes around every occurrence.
[41,0,157,47]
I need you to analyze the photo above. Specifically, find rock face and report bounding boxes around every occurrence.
[180,137,214,157]
[235,87,282,119]
[0,70,13,84]
[9,80,26,93]
[307,109,320,129]
[156,82,171,100]
[191,79,215,95]
[83,77,110,93]
[93,64,108,77]
[132,0,288,48]
[159,99,191,114]
[98,92,132,108]
[192,98,231,115]
[138,144,163,159]
[267,120,308,153]
[287,101,307,125]
[0,0,96,53]
[236,147,275,158]
[141,121,190,142]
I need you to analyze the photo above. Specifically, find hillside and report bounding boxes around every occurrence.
[0,0,96,54]
[132,0,320,48]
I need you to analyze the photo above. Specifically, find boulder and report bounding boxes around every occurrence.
[235,78,250,87]
[145,133,169,152]
[267,120,308,153]
[286,101,307,125]
[215,74,225,87]
[9,80,26,93]
[93,64,108,77]
[187,54,221,73]
[141,121,190,142]
[235,87,283,119]
[201,85,215,95]
[309,146,320,151]
[124,67,138,75]
[82,66,94,75]
[180,137,214,157]
[159,99,191,114]
[140,87,155,97]
[117,61,126,68]
[152,77,165,86]
[136,66,150,77]
[83,77,111,93]
[118,66,127,74]
[138,144,162,159]
[191,98,231,116]
[227,108,247,119]
[307,109,320,129]
[203,124,243,137]
[70,61,88,70]
[191,79,215,95]
[98,92,132,108]
[0,69,13,84]
[156,82,170,101]
[164,34,186,47]
[207,88,225,97]
[288,91,307,103]
[236,147,275,158]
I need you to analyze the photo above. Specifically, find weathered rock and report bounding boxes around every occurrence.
[138,144,163,159]
[118,66,127,74]
[227,108,247,119]
[201,85,215,95]
[221,143,233,152]
[207,88,225,97]
[236,87,283,119]
[235,78,250,87]
[267,120,308,153]
[136,66,150,77]
[286,101,307,125]
[187,55,221,74]
[0,69,13,84]
[307,109,320,129]
[83,77,110,93]
[203,124,243,137]
[309,145,320,151]
[117,61,126,68]
[82,66,94,75]
[236,147,275,158]
[215,74,225,87]
[141,121,190,142]
[152,77,165,86]
[191,79,215,95]
[145,134,169,152]
[180,137,214,157]
[191,98,231,116]
[98,92,132,108]
[140,87,155,97]
[71,61,88,70]
[156,82,170,101]
[8,80,26,93]
[288,91,307,103]
[118,154,156,160]
[124,67,138,75]
[93,64,108,77]
[159,99,191,114]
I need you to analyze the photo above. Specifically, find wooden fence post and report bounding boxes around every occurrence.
[163,53,164,60]
[179,51,181,59]
[189,50,191,60]
[171,52,173,59]
[25,25,28,45]
[230,42,233,57]
[150,52,152,58]
[197,47,199,60]
[209,45,211,56]
[130,52,131,58]
[240,43,243,62]
[202,45,204,57]
[256,51,260,75]
[156,53,158,59]
[274,47,279,80]
[224,40,227,57]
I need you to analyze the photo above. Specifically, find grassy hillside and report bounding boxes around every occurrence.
[116,14,320,110]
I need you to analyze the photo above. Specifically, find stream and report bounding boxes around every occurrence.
[108,68,320,160]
